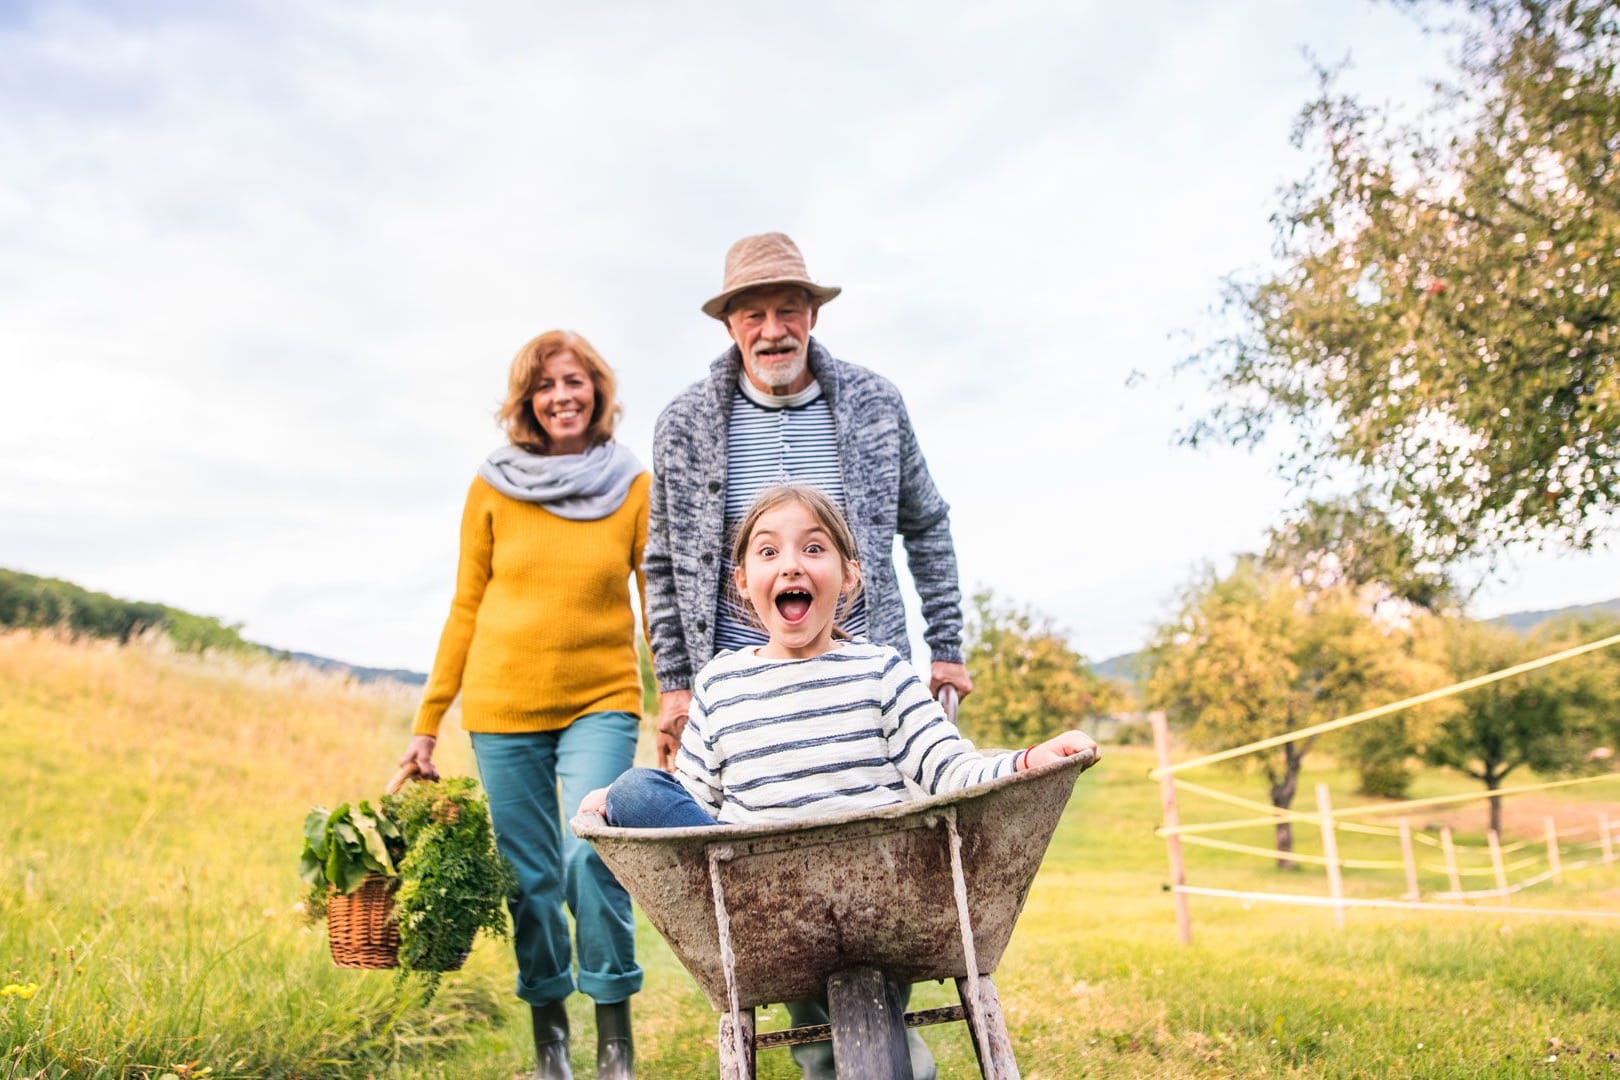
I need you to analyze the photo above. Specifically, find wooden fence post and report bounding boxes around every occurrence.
[1316,783,1345,929]
[1151,712,1193,945]
[1441,827,1462,895]
[1544,816,1562,882]
[1488,829,1510,901]
[1399,818,1420,901]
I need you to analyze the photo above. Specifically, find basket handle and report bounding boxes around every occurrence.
[385,761,420,795]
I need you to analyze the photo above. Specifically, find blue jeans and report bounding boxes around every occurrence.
[604,766,719,828]
[471,712,643,1006]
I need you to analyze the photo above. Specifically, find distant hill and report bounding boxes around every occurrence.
[1093,650,1144,683]
[278,649,427,686]
[1487,595,1620,633]
[1090,594,1620,685]
[0,567,429,687]
[0,567,252,654]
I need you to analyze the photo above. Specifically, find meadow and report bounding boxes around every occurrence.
[3,631,1618,1079]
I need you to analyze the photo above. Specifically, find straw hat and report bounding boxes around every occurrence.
[701,232,842,320]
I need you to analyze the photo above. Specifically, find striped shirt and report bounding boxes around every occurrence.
[714,376,868,652]
[676,641,1017,825]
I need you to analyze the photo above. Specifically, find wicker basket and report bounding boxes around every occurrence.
[323,764,470,972]
[327,872,401,969]
[325,765,417,968]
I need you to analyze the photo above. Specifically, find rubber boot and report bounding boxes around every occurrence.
[897,982,935,1080]
[785,998,836,1080]
[906,1028,937,1080]
[595,998,634,1079]
[531,1000,573,1080]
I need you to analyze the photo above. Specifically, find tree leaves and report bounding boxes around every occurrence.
[1420,611,1620,831]
[959,589,1126,747]
[1185,0,1620,562]
[1143,559,1437,849]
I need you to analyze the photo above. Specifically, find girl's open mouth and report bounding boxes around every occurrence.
[774,589,812,623]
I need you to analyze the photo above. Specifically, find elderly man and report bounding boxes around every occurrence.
[643,230,971,1080]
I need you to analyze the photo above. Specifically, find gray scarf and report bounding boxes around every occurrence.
[478,440,642,520]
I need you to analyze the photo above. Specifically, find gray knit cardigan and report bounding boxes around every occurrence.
[645,337,964,692]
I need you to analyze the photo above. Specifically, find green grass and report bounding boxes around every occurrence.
[3,632,1618,1078]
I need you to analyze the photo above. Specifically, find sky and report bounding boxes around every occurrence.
[3,1,1618,673]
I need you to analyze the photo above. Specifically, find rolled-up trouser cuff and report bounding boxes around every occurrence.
[580,965,644,1004]
[517,969,578,1008]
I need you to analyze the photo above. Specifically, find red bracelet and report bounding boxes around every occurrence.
[1020,746,1034,771]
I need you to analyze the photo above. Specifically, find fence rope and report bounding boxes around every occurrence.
[1434,856,1615,898]
[1325,774,1619,819]
[1149,631,1620,778]
[1421,858,1541,878]
[1172,884,1620,920]
[1174,832,1546,876]
[1158,772,1619,838]
[1176,833,1409,870]
[1152,629,1620,935]
[1171,779,1418,836]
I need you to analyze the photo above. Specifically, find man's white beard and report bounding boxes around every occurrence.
[753,351,807,390]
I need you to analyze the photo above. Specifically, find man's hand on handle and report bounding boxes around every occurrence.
[929,661,974,700]
[656,689,692,772]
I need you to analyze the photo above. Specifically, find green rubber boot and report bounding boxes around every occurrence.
[531,1000,573,1080]
[595,999,634,1079]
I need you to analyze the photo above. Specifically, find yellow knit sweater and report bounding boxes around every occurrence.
[414,472,651,736]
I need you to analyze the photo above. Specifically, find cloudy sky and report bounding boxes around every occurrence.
[4,1,1617,672]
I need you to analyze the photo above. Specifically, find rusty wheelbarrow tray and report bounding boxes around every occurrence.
[572,749,1096,1078]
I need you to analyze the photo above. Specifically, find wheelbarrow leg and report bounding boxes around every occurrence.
[718,1006,755,1080]
[828,966,912,1079]
[954,974,1019,1079]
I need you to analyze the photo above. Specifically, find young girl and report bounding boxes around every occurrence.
[579,484,1099,828]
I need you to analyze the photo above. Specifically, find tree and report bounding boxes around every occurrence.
[1538,608,1620,750]
[1184,0,1620,563]
[1261,494,1459,796]
[1261,491,1460,612]
[959,590,1126,748]
[1144,559,1431,865]
[1419,614,1614,833]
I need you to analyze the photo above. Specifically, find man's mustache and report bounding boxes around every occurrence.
[752,334,803,359]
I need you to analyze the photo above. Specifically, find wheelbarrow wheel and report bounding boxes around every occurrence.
[828,967,913,1079]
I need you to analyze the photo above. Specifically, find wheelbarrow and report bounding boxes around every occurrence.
[571,718,1096,1079]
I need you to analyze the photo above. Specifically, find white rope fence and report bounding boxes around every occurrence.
[1149,631,1620,942]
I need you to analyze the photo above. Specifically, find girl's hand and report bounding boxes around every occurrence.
[1022,730,1101,771]
[579,787,609,818]
[399,734,440,780]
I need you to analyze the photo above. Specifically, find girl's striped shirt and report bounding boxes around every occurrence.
[675,641,1016,824]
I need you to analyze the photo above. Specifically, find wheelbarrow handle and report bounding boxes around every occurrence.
[936,683,959,725]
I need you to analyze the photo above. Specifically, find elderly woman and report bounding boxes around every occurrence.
[400,329,648,1080]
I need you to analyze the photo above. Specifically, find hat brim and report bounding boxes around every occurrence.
[701,279,841,321]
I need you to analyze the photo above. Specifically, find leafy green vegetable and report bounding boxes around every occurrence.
[298,775,515,1001]
[299,800,406,915]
